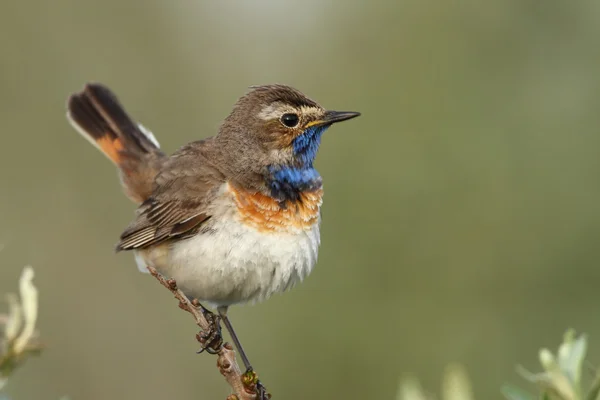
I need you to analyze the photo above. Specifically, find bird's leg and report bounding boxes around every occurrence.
[217,306,252,370]
[191,299,223,354]
[217,306,269,399]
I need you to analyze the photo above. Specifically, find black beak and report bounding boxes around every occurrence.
[322,110,361,125]
[306,110,361,128]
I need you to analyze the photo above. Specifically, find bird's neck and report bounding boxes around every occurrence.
[267,165,322,202]
[216,124,328,203]
[266,125,329,202]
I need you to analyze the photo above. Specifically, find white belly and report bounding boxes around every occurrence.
[135,214,320,308]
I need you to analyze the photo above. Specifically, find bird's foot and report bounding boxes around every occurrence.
[242,368,271,400]
[256,380,270,400]
[194,301,223,354]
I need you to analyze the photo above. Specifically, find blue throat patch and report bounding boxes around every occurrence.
[291,125,328,166]
[268,125,329,201]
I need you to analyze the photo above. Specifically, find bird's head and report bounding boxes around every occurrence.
[217,84,360,200]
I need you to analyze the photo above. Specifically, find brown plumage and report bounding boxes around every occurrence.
[67,82,361,377]
[67,83,359,253]
[116,139,225,250]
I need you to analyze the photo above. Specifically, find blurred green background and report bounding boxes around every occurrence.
[1,1,600,399]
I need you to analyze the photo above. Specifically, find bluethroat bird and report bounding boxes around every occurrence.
[66,83,360,371]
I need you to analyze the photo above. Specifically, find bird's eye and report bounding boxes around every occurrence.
[280,113,299,128]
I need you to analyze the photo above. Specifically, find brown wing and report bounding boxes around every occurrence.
[115,138,225,251]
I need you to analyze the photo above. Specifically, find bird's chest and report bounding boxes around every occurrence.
[140,184,323,306]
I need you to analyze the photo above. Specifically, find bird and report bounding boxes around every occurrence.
[66,82,360,371]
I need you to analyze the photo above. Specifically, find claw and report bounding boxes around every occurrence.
[194,304,223,354]
[202,345,221,355]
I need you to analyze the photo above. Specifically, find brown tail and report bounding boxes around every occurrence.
[67,83,166,204]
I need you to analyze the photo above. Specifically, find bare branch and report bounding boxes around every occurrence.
[147,266,268,400]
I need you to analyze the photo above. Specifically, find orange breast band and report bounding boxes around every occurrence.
[229,184,322,233]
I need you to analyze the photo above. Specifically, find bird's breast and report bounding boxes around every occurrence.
[137,183,323,307]
[229,183,323,233]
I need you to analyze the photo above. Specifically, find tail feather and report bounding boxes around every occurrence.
[67,93,125,165]
[66,83,166,203]
[85,84,158,154]
[67,83,159,164]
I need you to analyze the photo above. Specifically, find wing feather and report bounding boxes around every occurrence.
[115,138,224,251]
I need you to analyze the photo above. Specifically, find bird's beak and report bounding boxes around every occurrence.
[305,110,361,128]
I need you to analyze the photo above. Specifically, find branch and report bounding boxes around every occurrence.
[147,266,268,400]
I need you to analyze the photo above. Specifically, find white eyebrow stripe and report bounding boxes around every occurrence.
[300,105,322,116]
[258,102,295,120]
[257,104,323,121]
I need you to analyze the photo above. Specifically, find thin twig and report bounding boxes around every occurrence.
[147,266,269,400]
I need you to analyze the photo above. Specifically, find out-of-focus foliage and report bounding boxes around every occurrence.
[504,330,600,400]
[397,331,599,400]
[397,364,474,400]
[1,1,600,399]
[0,267,41,391]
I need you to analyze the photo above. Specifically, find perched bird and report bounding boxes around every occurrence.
[66,83,360,370]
